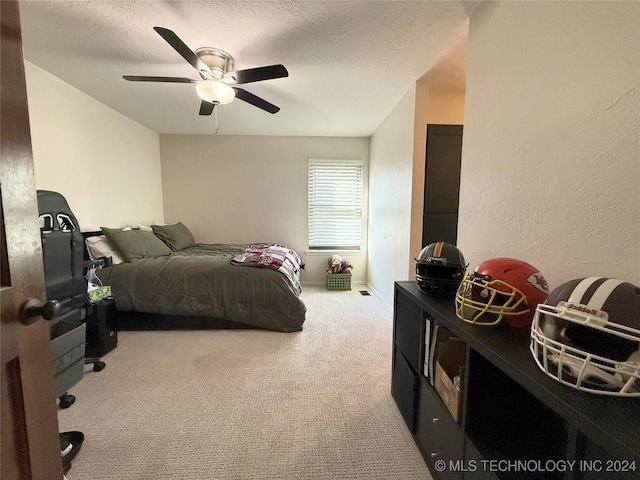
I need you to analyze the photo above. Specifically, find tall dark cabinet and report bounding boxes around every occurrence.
[391,281,640,480]
[422,124,463,247]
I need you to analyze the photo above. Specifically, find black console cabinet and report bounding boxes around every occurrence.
[391,281,640,480]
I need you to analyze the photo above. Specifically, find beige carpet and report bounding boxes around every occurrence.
[59,286,432,480]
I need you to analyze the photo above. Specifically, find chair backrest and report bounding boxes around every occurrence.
[37,190,87,317]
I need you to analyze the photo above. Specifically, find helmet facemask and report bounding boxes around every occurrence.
[530,302,640,396]
[455,272,530,326]
[416,262,465,296]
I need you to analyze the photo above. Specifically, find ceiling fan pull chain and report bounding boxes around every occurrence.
[214,104,220,135]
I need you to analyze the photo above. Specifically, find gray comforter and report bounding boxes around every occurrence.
[96,243,306,332]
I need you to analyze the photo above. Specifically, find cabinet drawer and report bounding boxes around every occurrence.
[463,439,498,480]
[417,379,464,480]
[391,348,419,432]
[394,291,424,371]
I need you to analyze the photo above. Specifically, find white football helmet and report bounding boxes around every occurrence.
[530,277,640,396]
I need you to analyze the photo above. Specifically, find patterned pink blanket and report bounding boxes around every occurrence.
[231,243,302,291]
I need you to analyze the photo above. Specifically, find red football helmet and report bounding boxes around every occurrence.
[455,257,549,327]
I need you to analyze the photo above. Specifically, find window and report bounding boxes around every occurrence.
[307,159,363,250]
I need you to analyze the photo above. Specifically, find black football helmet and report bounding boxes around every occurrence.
[415,242,467,296]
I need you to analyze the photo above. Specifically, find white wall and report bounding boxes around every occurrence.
[159,134,369,284]
[459,1,640,289]
[368,87,417,307]
[25,62,164,231]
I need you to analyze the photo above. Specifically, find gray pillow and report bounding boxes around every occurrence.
[151,222,195,251]
[101,227,171,261]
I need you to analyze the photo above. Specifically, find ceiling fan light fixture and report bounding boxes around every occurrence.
[196,81,235,105]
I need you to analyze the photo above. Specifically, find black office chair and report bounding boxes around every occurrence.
[37,190,105,408]
[37,190,105,474]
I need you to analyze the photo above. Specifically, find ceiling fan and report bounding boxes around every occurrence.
[123,27,288,115]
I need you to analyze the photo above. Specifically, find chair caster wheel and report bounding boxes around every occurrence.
[93,361,106,372]
[59,394,76,409]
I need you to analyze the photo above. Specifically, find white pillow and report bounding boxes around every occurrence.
[85,235,125,265]
[138,224,153,231]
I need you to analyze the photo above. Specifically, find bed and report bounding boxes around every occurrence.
[84,223,306,332]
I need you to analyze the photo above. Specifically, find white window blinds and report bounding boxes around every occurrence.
[308,159,363,249]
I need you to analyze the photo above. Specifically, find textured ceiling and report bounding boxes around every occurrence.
[19,1,478,137]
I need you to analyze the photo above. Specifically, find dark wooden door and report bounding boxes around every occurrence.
[1,1,64,478]
[422,124,463,247]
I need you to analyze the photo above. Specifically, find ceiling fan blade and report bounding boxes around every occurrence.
[234,88,280,114]
[153,26,212,76]
[199,100,215,116]
[229,64,288,85]
[123,75,197,83]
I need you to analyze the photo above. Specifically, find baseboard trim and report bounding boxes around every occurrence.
[301,280,367,287]
[365,282,392,312]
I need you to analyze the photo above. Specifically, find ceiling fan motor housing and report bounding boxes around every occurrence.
[195,47,234,78]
